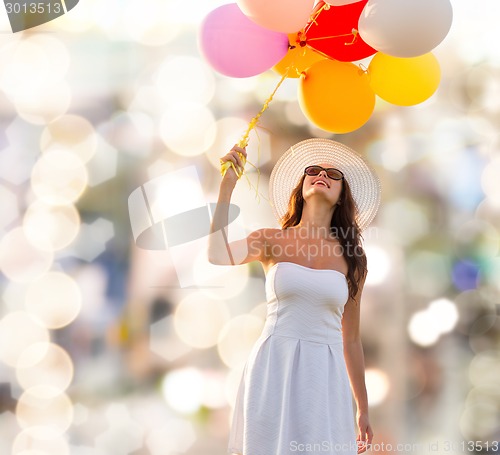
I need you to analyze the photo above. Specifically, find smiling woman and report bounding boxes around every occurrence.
[208,138,381,455]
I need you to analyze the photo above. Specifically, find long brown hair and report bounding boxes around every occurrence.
[281,174,367,303]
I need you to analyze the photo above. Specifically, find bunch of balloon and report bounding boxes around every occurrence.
[199,0,453,136]
[199,0,379,134]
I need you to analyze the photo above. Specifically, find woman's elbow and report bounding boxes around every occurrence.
[207,250,222,265]
[207,249,233,265]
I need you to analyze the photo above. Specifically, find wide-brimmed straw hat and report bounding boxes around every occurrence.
[269,138,381,232]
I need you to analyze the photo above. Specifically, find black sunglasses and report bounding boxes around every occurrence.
[304,165,344,181]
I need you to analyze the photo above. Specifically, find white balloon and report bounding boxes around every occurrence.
[358,0,453,57]
[324,0,362,5]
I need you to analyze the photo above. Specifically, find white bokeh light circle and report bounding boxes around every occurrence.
[31,149,88,206]
[0,228,53,283]
[26,272,82,329]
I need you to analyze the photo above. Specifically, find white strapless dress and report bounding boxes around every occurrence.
[227,261,358,455]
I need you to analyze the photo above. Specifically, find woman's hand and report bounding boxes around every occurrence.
[219,145,247,188]
[356,412,373,454]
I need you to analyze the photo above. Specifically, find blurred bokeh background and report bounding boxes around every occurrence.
[0,0,499,454]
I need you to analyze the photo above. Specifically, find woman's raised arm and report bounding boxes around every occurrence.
[208,145,267,266]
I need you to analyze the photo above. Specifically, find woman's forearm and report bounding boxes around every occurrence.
[210,182,233,234]
[344,339,369,414]
[208,145,246,265]
[208,181,234,264]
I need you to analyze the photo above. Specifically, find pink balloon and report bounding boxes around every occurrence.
[237,0,315,33]
[199,3,289,78]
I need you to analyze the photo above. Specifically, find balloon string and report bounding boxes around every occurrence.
[219,67,292,203]
[297,1,330,43]
[243,126,270,204]
[220,67,290,182]
[304,3,328,30]
[238,66,290,148]
[306,29,359,45]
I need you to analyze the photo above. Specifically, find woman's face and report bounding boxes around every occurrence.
[302,162,343,206]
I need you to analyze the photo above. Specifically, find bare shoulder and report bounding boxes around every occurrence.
[241,228,280,264]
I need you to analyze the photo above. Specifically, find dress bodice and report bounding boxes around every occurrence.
[260,262,349,345]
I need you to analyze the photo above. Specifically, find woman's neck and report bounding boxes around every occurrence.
[296,200,336,238]
[295,208,333,239]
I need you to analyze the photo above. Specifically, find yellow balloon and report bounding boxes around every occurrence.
[298,59,375,133]
[273,35,326,78]
[368,52,441,106]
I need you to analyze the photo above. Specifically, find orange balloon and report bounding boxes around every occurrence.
[273,34,326,78]
[298,59,375,133]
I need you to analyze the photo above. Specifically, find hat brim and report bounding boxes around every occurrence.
[269,138,381,232]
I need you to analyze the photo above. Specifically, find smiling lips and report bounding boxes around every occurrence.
[312,178,329,188]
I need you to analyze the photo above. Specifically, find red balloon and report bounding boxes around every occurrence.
[302,0,376,62]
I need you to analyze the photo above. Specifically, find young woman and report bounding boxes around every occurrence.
[209,138,380,455]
